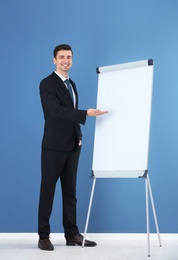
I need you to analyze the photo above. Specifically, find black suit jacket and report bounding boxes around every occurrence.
[40,72,87,151]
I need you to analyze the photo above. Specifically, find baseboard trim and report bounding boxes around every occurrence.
[0,233,178,240]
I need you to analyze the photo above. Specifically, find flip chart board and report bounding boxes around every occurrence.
[92,59,154,178]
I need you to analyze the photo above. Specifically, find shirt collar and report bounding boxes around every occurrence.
[54,71,69,82]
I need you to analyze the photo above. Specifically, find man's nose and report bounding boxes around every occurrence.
[63,58,69,63]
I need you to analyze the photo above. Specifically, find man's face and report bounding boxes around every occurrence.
[53,50,73,76]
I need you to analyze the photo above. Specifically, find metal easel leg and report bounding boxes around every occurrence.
[82,177,96,248]
[145,176,150,257]
[147,175,162,247]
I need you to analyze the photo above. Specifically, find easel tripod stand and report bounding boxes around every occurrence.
[82,171,162,257]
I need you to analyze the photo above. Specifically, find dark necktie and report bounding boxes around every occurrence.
[64,79,74,103]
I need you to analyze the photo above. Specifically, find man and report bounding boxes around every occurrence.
[38,44,108,251]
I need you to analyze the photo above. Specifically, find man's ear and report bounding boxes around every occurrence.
[53,58,56,65]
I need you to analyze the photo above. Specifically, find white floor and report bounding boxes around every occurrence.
[0,233,178,260]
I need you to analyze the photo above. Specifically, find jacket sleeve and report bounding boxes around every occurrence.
[40,77,87,125]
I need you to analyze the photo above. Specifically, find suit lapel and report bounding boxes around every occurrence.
[51,72,78,108]
[69,79,78,108]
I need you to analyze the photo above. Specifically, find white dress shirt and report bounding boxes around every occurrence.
[54,71,76,108]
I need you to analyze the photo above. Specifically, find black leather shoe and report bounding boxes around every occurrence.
[66,234,97,247]
[38,238,54,251]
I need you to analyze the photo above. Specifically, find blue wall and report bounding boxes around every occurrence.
[0,0,178,233]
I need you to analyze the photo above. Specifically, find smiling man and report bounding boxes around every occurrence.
[38,44,108,251]
[53,47,73,75]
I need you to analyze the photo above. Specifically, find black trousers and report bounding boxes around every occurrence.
[38,148,81,240]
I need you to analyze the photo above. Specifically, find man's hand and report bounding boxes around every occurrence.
[87,109,108,117]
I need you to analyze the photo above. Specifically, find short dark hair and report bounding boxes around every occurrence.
[53,44,73,58]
